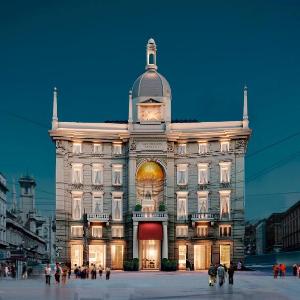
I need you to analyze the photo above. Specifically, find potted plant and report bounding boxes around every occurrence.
[134,203,142,211]
[158,202,166,212]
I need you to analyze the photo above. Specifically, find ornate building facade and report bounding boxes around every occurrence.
[49,39,251,270]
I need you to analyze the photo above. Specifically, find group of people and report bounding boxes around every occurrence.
[0,263,16,278]
[44,263,111,285]
[208,263,235,286]
[272,263,286,278]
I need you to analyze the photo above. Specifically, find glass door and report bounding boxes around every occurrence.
[194,245,206,270]
[140,240,161,270]
[111,245,124,269]
[220,244,230,267]
[89,245,106,268]
[178,245,186,270]
[71,244,83,268]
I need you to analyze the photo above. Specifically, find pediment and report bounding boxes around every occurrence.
[141,98,161,104]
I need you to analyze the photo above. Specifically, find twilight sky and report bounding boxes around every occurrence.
[1,0,300,220]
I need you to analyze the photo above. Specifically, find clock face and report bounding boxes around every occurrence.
[140,105,161,121]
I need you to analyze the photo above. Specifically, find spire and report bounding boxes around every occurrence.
[52,87,58,130]
[146,38,157,70]
[243,85,249,128]
[128,90,133,123]
[12,178,17,212]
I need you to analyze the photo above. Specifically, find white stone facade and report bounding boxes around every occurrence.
[50,39,251,270]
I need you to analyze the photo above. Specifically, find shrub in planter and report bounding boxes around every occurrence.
[134,203,142,211]
[158,202,166,212]
[161,258,177,271]
[124,258,139,271]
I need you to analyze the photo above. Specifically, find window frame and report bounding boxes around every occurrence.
[113,143,122,155]
[197,163,209,185]
[219,225,232,237]
[72,163,83,184]
[71,225,83,237]
[176,225,188,237]
[92,163,104,186]
[176,191,188,220]
[93,143,103,154]
[112,192,123,221]
[92,226,103,238]
[197,191,209,213]
[219,190,231,219]
[111,225,124,238]
[177,143,187,155]
[73,142,82,154]
[71,191,83,220]
[220,140,230,153]
[112,164,123,186]
[92,192,104,214]
[177,164,188,186]
[219,161,231,183]
[198,142,208,154]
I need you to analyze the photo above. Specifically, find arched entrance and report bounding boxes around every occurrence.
[136,161,165,212]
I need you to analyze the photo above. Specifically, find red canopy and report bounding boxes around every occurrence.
[138,222,163,240]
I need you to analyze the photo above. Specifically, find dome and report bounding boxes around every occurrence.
[136,162,164,182]
[132,69,171,98]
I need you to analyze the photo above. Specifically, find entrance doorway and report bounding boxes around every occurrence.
[178,245,187,270]
[89,245,106,268]
[140,240,161,270]
[220,244,230,267]
[71,244,83,268]
[194,244,211,270]
[111,245,123,269]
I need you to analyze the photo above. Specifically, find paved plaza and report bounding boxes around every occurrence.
[0,271,299,300]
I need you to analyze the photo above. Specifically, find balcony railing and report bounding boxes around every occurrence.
[87,213,110,222]
[191,212,216,222]
[132,211,168,221]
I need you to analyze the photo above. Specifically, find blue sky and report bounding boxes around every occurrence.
[1,0,300,219]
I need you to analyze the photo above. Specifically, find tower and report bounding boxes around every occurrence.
[19,175,36,216]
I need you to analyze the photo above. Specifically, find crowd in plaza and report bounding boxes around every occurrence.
[207,262,235,287]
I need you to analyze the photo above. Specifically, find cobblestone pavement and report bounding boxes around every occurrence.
[0,271,299,300]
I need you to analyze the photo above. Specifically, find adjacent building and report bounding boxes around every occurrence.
[0,173,8,260]
[49,39,251,270]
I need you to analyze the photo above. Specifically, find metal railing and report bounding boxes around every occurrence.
[87,213,110,222]
[132,211,168,221]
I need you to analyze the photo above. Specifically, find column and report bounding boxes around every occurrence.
[162,222,168,259]
[133,222,139,258]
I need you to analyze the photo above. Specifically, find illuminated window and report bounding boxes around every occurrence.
[176,191,188,220]
[198,142,208,154]
[73,142,82,154]
[197,225,208,237]
[111,226,124,238]
[176,226,188,237]
[92,226,103,238]
[220,141,230,153]
[177,164,188,185]
[219,162,231,183]
[72,163,83,184]
[113,143,122,155]
[72,192,82,220]
[112,192,123,221]
[197,163,209,184]
[177,144,186,155]
[219,190,231,219]
[93,143,103,154]
[92,192,103,213]
[112,164,122,186]
[219,225,232,237]
[71,226,83,237]
[197,191,209,213]
[92,164,103,185]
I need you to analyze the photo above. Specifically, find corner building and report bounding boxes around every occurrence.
[49,39,251,270]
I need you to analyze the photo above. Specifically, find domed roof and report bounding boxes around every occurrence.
[132,69,171,98]
[136,161,164,182]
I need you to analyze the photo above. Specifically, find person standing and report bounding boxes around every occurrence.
[99,265,103,279]
[273,264,279,279]
[217,264,226,286]
[208,264,217,286]
[62,266,68,284]
[105,267,111,280]
[228,263,235,285]
[54,263,62,284]
[44,263,51,285]
[22,263,27,279]
[292,264,297,276]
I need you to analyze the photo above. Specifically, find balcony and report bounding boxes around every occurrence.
[87,213,110,222]
[191,212,216,222]
[132,211,168,222]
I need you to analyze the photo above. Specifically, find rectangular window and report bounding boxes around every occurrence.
[176,226,188,237]
[92,192,104,213]
[220,141,230,153]
[197,191,209,213]
[177,164,188,185]
[198,142,208,154]
[112,164,123,186]
[73,142,82,154]
[111,225,124,238]
[219,191,231,219]
[71,225,83,237]
[72,163,83,184]
[197,225,208,237]
[219,162,231,183]
[92,164,103,185]
[72,193,82,220]
[177,191,188,220]
[177,144,186,155]
[112,192,123,221]
[197,163,209,184]
[219,225,232,237]
[113,143,122,155]
[92,226,103,238]
[93,143,103,154]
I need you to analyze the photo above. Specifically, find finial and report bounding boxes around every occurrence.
[52,86,58,129]
[146,38,157,70]
[243,85,249,128]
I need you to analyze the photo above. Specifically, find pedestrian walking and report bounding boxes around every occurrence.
[273,264,279,279]
[297,265,300,278]
[68,267,71,279]
[217,264,226,286]
[62,266,68,284]
[99,265,103,278]
[54,263,62,284]
[228,263,235,285]
[208,264,217,286]
[292,264,297,276]
[91,264,97,279]
[22,263,27,279]
[44,263,51,285]
[105,267,111,280]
